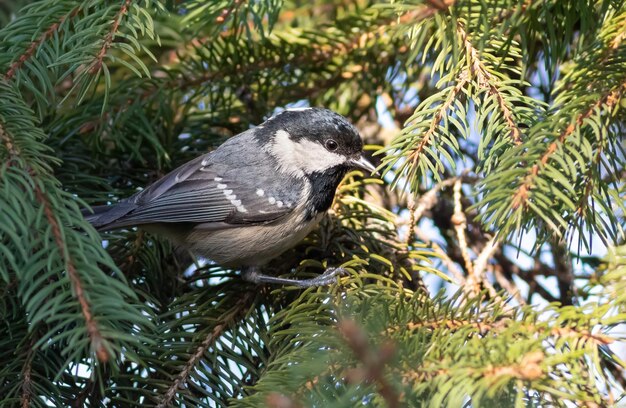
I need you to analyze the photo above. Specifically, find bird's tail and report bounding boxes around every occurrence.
[81,203,135,230]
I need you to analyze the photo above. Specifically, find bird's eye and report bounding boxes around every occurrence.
[325,139,338,151]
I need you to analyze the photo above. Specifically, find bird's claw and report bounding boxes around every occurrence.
[242,266,349,288]
[304,267,348,286]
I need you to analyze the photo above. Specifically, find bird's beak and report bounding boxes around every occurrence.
[350,155,377,175]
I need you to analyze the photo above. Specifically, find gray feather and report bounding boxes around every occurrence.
[84,129,305,231]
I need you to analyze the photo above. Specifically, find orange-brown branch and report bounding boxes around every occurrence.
[89,0,132,74]
[403,350,544,384]
[338,319,400,408]
[33,181,108,362]
[4,6,82,81]
[400,318,613,346]
[511,85,625,210]
[156,292,255,408]
[407,71,469,167]
[457,23,522,145]
[20,344,34,408]
[1,117,108,362]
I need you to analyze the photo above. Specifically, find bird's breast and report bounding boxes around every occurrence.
[184,210,324,267]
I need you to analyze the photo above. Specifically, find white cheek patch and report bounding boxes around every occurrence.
[270,130,347,176]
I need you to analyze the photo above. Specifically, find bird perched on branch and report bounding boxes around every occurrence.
[83,108,376,287]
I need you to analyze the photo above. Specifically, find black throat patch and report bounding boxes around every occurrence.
[304,165,349,220]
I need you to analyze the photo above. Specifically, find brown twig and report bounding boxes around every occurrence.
[414,226,466,284]
[89,0,132,74]
[403,350,544,383]
[471,236,513,308]
[156,292,254,407]
[0,117,19,157]
[2,118,108,361]
[457,23,522,145]
[406,70,470,169]
[338,319,400,408]
[512,85,626,210]
[33,182,109,362]
[492,0,534,25]
[20,340,35,408]
[551,241,574,306]
[483,351,544,382]
[452,179,475,282]
[4,6,82,81]
[492,266,526,305]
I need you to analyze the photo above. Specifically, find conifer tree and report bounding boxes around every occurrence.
[1,0,625,406]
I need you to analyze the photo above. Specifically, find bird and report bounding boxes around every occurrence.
[83,107,376,287]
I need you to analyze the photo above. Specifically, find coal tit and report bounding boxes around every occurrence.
[84,108,376,287]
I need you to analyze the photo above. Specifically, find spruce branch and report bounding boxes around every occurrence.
[403,350,544,384]
[402,318,613,347]
[452,178,474,282]
[457,23,522,145]
[1,94,110,361]
[89,0,133,75]
[2,123,110,362]
[407,71,468,176]
[511,84,625,211]
[19,339,35,408]
[156,292,255,407]
[4,5,82,81]
[37,183,108,360]
[337,319,400,408]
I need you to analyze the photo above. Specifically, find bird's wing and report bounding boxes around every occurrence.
[96,152,296,229]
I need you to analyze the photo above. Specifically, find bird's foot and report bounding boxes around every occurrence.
[242,267,348,288]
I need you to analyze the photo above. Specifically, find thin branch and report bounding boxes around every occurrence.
[20,339,35,408]
[492,0,535,25]
[33,181,108,362]
[512,84,626,210]
[407,71,470,168]
[4,6,82,81]
[403,351,544,383]
[471,236,512,308]
[492,265,526,305]
[1,118,109,361]
[473,236,499,281]
[405,194,417,247]
[0,117,19,157]
[399,174,479,240]
[401,319,613,346]
[89,0,133,74]
[337,319,400,408]
[457,23,522,145]
[414,226,466,284]
[156,292,255,407]
[550,241,574,306]
[452,179,475,281]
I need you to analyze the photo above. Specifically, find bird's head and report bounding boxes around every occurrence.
[259,108,376,177]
